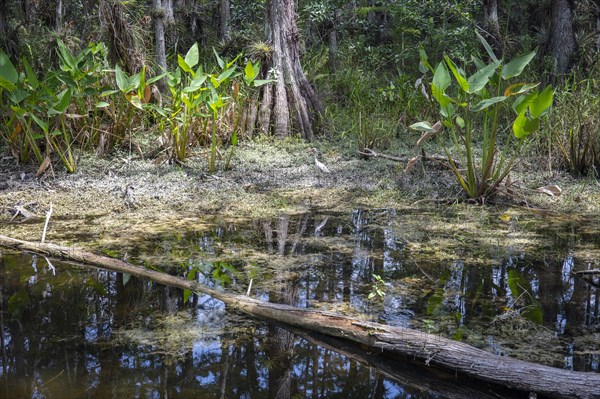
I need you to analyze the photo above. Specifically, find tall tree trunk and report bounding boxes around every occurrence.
[55,0,63,31]
[153,0,168,92]
[483,0,502,56]
[0,0,8,44]
[21,0,37,27]
[219,0,232,42]
[328,10,339,72]
[254,0,324,140]
[549,0,576,75]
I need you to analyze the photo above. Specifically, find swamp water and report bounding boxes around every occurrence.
[1,209,599,398]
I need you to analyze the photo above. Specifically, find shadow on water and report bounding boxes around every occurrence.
[1,209,599,398]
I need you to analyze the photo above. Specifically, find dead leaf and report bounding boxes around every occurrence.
[405,156,419,173]
[416,121,442,146]
[143,85,152,104]
[536,185,562,197]
[36,157,51,177]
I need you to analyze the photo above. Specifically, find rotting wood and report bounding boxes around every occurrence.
[1,234,599,399]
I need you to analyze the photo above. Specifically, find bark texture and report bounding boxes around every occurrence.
[219,0,232,42]
[153,0,168,92]
[254,0,323,140]
[483,0,502,55]
[2,234,600,399]
[549,0,576,75]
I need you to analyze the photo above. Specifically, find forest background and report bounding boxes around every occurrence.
[0,0,599,203]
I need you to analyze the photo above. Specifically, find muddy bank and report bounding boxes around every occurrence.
[1,139,599,253]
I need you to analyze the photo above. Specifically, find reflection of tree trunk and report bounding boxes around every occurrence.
[267,326,294,399]
[219,343,233,399]
[290,214,308,254]
[263,220,274,254]
[253,0,324,139]
[245,337,258,397]
[7,234,600,398]
[549,0,575,75]
[277,216,289,255]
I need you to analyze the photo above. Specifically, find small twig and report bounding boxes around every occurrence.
[41,202,53,243]
[413,260,435,283]
[246,278,253,296]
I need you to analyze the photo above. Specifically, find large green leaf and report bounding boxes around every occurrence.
[217,66,236,83]
[444,56,469,92]
[244,60,260,84]
[178,54,193,74]
[0,49,18,85]
[475,30,499,63]
[472,96,507,112]
[184,43,199,68]
[30,113,49,133]
[51,88,72,114]
[513,111,539,139]
[409,121,437,132]
[529,85,554,118]
[22,58,39,89]
[502,51,536,80]
[431,83,451,107]
[213,47,225,69]
[57,39,76,70]
[418,47,433,73]
[432,62,451,91]
[467,61,500,93]
[115,64,128,92]
[183,73,207,93]
[512,92,537,115]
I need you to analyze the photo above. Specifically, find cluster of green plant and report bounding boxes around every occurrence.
[549,77,600,178]
[410,33,554,201]
[0,41,270,173]
[0,41,109,172]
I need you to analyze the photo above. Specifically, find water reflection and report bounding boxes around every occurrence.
[2,253,509,399]
[1,209,600,398]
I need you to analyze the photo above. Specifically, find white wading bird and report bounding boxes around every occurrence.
[309,147,330,185]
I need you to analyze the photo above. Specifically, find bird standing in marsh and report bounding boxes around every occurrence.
[309,147,330,186]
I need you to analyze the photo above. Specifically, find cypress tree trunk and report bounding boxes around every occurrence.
[483,0,502,55]
[153,0,168,92]
[254,0,324,140]
[220,0,232,42]
[549,0,576,75]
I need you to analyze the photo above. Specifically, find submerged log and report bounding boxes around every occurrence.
[1,234,599,399]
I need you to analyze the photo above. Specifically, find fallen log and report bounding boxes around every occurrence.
[1,234,599,399]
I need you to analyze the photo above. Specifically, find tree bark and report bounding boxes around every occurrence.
[153,0,168,92]
[549,0,576,75]
[55,0,63,31]
[483,0,502,56]
[219,0,232,42]
[2,234,600,399]
[328,10,340,72]
[253,0,324,140]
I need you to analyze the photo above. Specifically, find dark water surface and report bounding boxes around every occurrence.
[1,209,599,398]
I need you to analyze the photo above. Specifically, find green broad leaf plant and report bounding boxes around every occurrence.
[410,33,554,201]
